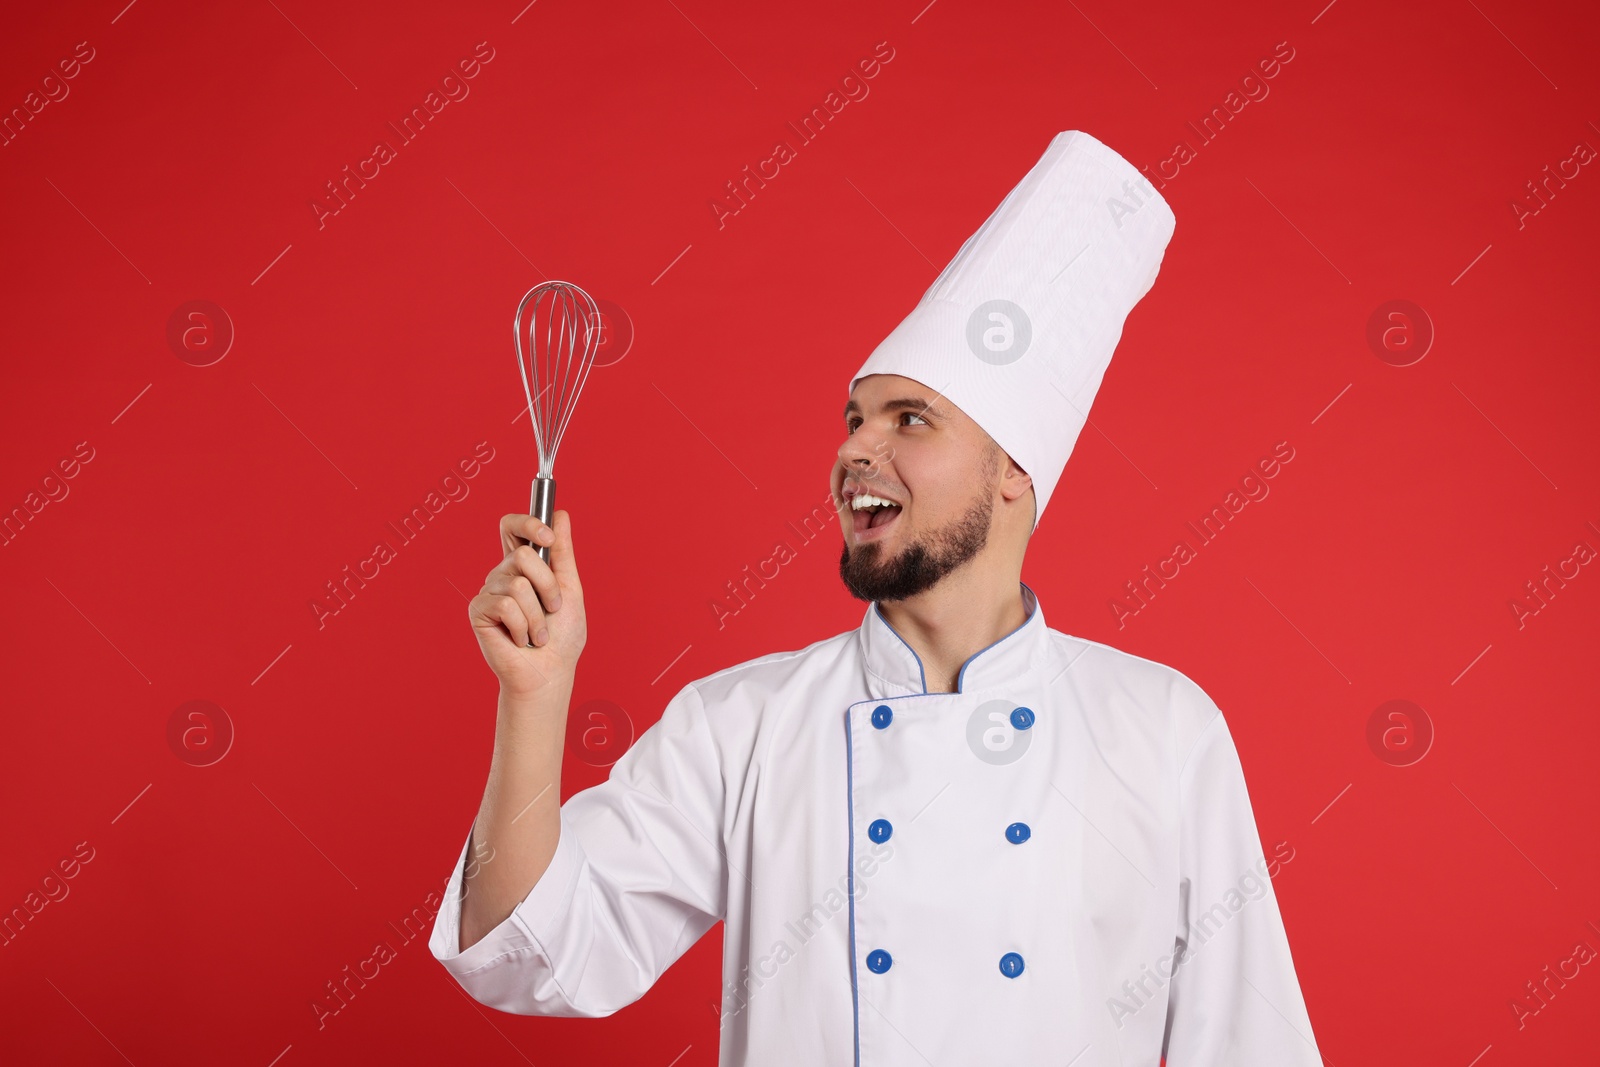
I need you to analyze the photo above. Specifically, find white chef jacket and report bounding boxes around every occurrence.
[430,582,1323,1065]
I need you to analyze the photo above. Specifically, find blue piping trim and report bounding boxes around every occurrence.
[872,580,1039,695]
[872,602,927,693]
[845,708,861,1067]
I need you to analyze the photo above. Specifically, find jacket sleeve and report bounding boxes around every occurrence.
[1161,702,1323,1065]
[428,682,728,1016]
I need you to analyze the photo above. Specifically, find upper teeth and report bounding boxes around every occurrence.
[851,493,898,511]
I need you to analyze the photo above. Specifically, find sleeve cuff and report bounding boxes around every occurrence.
[428,813,585,976]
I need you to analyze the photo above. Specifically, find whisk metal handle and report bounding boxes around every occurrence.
[530,476,556,564]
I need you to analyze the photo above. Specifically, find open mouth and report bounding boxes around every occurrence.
[850,495,902,540]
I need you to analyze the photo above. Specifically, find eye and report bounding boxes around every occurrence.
[846,411,929,434]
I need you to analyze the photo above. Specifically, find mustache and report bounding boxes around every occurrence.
[834,475,906,504]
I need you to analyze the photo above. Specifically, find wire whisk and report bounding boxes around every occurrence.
[514,280,601,561]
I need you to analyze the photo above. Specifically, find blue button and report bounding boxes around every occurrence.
[999,952,1025,978]
[1009,706,1035,730]
[1005,822,1031,844]
[867,949,893,974]
[868,818,893,843]
[871,705,893,729]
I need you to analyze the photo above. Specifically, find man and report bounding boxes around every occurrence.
[430,131,1323,1065]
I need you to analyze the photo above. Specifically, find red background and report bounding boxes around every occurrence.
[3,0,1597,1063]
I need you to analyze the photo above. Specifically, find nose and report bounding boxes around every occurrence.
[834,424,896,519]
[837,447,880,495]
[838,420,890,473]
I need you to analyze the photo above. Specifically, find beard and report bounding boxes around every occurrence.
[838,486,994,603]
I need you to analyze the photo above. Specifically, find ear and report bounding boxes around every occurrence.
[997,453,1033,504]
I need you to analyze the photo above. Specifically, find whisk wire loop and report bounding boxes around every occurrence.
[514,281,601,480]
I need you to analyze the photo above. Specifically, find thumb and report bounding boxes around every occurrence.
[549,509,579,582]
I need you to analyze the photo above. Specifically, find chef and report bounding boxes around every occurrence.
[431,130,1324,1066]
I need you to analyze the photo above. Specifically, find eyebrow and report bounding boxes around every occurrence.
[843,396,946,420]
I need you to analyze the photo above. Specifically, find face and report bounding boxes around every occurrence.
[832,374,1009,602]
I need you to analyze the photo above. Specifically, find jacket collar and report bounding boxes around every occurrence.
[858,580,1048,697]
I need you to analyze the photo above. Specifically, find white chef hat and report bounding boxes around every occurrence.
[848,130,1175,530]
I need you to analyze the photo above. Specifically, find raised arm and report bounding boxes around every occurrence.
[456,509,585,952]
[430,508,729,1016]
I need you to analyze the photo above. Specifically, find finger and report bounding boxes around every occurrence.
[506,543,562,614]
[547,510,579,584]
[499,513,524,555]
[485,566,547,639]
[474,593,531,649]
[500,513,556,556]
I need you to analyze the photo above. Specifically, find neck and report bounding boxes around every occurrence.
[876,565,1030,694]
